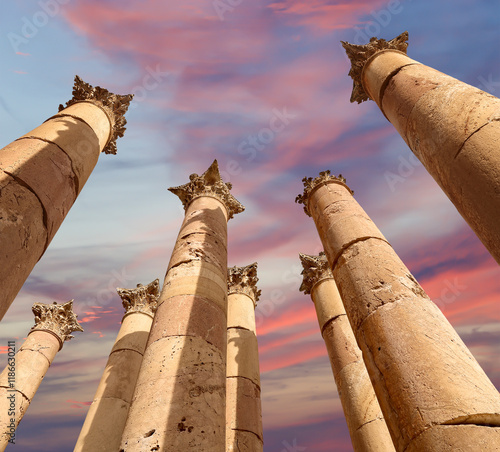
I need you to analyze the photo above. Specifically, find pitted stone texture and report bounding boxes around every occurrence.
[309,183,388,268]
[149,294,227,353]
[75,397,130,452]
[54,102,111,152]
[0,139,78,241]
[357,297,500,451]
[405,424,500,452]
[226,429,263,452]
[362,50,419,106]
[18,116,100,192]
[0,171,47,320]
[226,377,263,439]
[160,262,227,312]
[227,293,257,333]
[333,238,428,332]
[227,329,261,387]
[311,278,346,331]
[119,336,225,452]
[167,197,228,275]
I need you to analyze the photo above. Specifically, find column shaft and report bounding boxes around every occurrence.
[74,312,154,451]
[343,33,500,263]
[312,277,395,452]
[298,176,500,452]
[120,198,230,451]
[0,77,132,320]
[226,289,263,452]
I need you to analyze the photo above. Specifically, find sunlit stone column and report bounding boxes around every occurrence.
[226,263,263,452]
[0,301,83,450]
[0,76,133,320]
[75,279,159,452]
[299,252,394,452]
[296,171,500,452]
[120,160,244,452]
[342,31,500,264]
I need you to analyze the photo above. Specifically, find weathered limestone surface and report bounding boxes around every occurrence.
[74,280,159,452]
[299,253,394,452]
[226,264,263,452]
[0,76,132,321]
[342,31,500,264]
[0,301,83,451]
[119,160,243,452]
[297,172,500,452]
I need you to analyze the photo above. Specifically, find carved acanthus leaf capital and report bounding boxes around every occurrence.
[295,170,351,217]
[228,263,261,306]
[58,75,134,155]
[341,31,409,103]
[299,252,333,295]
[30,300,84,348]
[117,279,160,319]
[168,160,245,220]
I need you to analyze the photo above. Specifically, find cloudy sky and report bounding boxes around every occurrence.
[1,1,500,451]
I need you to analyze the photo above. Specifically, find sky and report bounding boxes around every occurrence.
[1,0,500,451]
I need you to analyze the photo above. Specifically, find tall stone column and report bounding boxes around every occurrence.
[75,279,160,452]
[342,32,500,264]
[0,76,133,320]
[226,263,263,452]
[299,252,395,452]
[296,171,500,452]
[0,300,83,450]
[119,160,244,452]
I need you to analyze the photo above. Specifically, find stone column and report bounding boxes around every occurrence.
[119,160,244,452]
[0,300,83,450]
[226,263,263,452]
[75,279,159,452]
[299,252,395,452]
[296,171,500,452]
[342,31,500,264]
[0,76,133,320]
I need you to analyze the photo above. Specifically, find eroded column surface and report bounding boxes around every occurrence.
[119,160,244,452]
[0,76,133,320]
[226,263,263,452]
[0,300,83,450]
[299,252,394,452]
[342,31,500,264]
[296,171,500,452]
[75,279,159,452]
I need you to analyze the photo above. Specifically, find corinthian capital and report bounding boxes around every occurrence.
[117,279,160,319]
[341,31,409,103]
[59,75,134,155]
[228,263,261,306]
[299,252,333,295]
[30,300,84,348]
[169,159,245,220]
[295,170,352,217]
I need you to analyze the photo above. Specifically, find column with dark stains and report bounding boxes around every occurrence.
[0,301,83,450]
[296,171,500,452]
[75,279,159,452]
[119,160,244,452]
[0,76,133,320]
[342,32,500,264]
[226,263,263,452]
